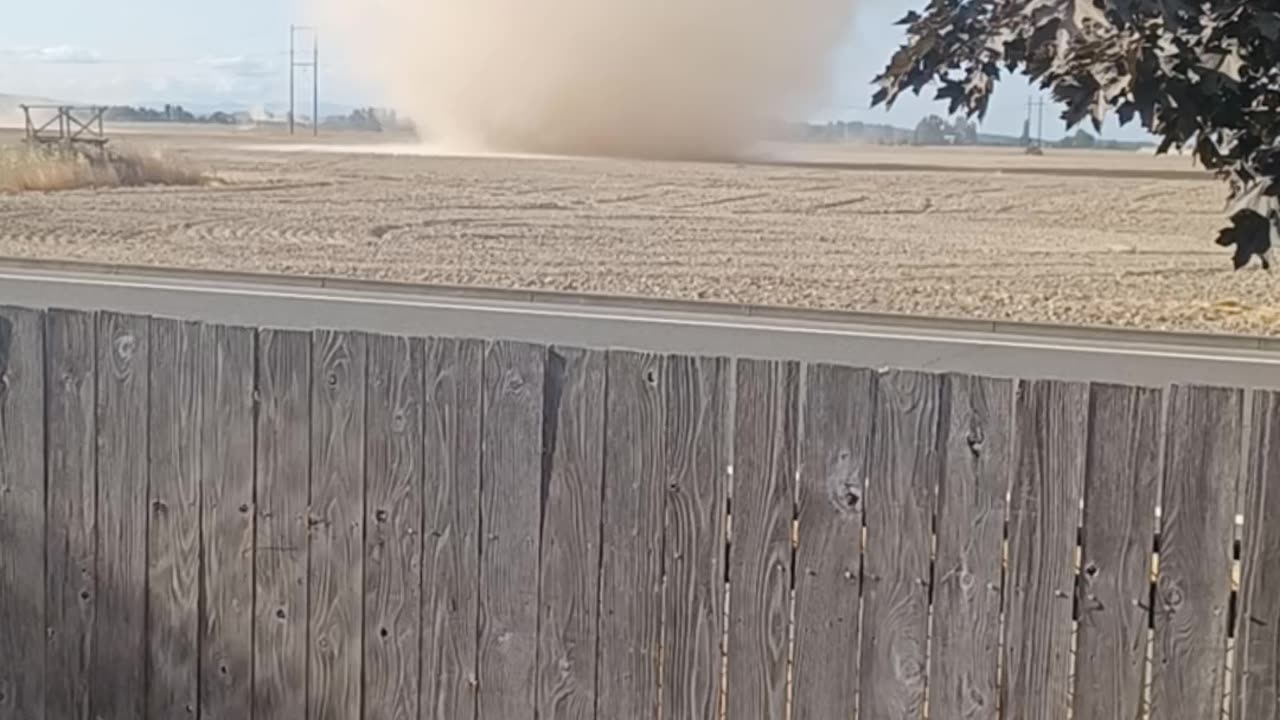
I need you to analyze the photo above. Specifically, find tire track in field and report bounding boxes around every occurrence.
[809,196,869,211]
[505,183,579,196]
[219,180,340,194]
[595,192,660,205]
[677,192,771,209]
[367,216,516,239]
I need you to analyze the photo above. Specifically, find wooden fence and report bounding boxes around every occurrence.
[0,305,1276,719]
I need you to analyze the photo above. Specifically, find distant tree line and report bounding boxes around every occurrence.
[1054,129,1149,151]
[322,107,399,131]
[104,105,244,124]
[787,120,913,144]
[783,115,1150,151]
[912,115,979,145]
[1057,129,1096,149]
[101,104,402,132]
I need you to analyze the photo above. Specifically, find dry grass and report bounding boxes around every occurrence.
[0,143,206,193]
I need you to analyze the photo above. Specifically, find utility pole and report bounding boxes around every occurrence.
[1037,94,1044,148]
[1026,95,1046,148]
[289,25,318,136]
[313,35,319,137]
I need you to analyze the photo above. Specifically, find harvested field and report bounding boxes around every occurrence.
[1,126,1277,335]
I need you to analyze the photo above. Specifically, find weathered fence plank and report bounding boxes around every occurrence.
[859,371,945,719]
[726,359,799,720]
[661,355,730,720]
[535,347,606,720]
[19,301,1280,720]
[1237,389,1280,720]
[309,330,367,720]
[92,311,150,719]
[928,374,1012,720]
[363,335,424,720]
[792,364,874,720]
[146,318,202,719]
[420,338,483,720]
[1151,385,1243,720]
[477,341,544,720]
[0,307,45,720]
[1003,380,1088,720]
[1073,384,1162,720]
[597,351,666,720]
[199,325,256,719]
[44,309,96,720]
[254,328,311,720]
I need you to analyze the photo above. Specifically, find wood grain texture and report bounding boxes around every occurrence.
[1003,380,1088,720]
[661,355,730,720]
[596,351,665,720]
[927,374,1012,720]
[1073,384,1161,720]
[791,364,873,720]
[92,312,150,720]
[1237,389,1280,720]
[254,328,311,720]
[535,347,606,720]
[43,309,96,720]
[146,318,202,719]
[859,370,945,720]
[477,341,544,720]
[199,324,256,719]
[0,307,45,720]
[420,338,483,720]
[1151,385,1242,720]
[363,335,424,720]
[309,330,367,720]
[726,359,799,720]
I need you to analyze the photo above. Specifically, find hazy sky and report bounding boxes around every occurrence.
[0,0,1151,140]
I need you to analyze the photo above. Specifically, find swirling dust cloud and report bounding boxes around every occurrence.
[312,0,855,159]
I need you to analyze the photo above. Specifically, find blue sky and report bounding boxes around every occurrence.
[0,0,1151,140]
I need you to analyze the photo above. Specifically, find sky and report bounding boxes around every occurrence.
[0,0,1152,140]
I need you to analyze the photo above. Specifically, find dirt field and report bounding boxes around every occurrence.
[1,125,1277,336]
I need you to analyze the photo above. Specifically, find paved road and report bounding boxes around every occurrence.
[0,264,1276,388]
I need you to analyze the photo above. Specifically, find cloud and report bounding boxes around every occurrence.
[0,41,371,112]
[27,45,102,64]
[205,55,277,79]
[0,44,102,64]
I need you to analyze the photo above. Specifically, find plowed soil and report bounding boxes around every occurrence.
[2,126,1276,335]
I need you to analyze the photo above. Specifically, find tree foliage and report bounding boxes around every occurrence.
[872,0,1280,269]
[914,115,981,145]
[952,116,982,144]
[1060,128,1097,148]
[915,115,950,144]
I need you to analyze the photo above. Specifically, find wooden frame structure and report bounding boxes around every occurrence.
[19,105,109,149]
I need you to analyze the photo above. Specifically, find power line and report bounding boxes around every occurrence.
[0,50,289,66]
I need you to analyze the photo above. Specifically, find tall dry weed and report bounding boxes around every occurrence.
[0,143,207,192]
